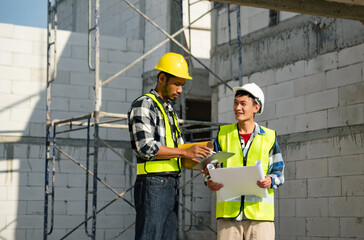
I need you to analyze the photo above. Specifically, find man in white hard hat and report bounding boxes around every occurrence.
[128,52,211,240]
[204,82,285,240]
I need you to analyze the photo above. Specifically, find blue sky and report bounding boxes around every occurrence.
[0,0,46,28]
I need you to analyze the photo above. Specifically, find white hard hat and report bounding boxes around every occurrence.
[232,83,265,115]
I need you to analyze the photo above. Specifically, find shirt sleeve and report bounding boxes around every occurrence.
[267,139,285,189]
[128,97,162,160]
[213,136,222,152]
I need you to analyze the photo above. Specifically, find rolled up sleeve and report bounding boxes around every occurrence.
[268,139,285,189]
[129,98,161,160]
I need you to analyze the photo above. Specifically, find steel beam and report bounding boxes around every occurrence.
[210,0,364,21]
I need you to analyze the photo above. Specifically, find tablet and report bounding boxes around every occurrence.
[191,151,235,170]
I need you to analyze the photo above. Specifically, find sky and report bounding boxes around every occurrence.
[0,0,47,28]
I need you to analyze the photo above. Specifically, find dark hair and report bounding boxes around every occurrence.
[157,71,174,81]
[235,90,255,99]
[235,90,260,106]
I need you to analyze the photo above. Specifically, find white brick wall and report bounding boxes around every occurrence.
[182,1,211,59]
[296,198,328,217]
[294,110,327,132]
[326,63,362,88]
[143,0,168,71]
[340,218,364,238]
[0,23,144,240]
[215,42,364,239]
[0,21,211,240]
[274,132,364,239]
[217,43,364,135]
[338,43,364,67]
[306,218,340,237]
[328,154,364,176]
[267,81,294,102]
[294,72,326,96]
[215,6,296,46]
[279,217,305,236]
[0,23,144,139]
[0,142,137,240]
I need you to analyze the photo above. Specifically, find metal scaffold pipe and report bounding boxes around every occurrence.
[44,0,57,239]
[236,5,243,86]
[60,185,135,239]
[42,1,227,238]
[88,0,96,71]
[122,0,233,90]
[92,0,100,238]
[55,146,135,208]
[101,1,231,90]
[227,4,233,82]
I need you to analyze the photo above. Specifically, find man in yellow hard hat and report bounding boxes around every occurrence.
[128,52,212,240]
[204,83,285,240]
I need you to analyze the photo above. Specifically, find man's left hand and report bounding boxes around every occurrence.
[257,176,271,189]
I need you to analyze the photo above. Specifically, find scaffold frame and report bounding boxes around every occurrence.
[43,1,234,239]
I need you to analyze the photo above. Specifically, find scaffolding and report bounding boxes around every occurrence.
[43,1,237,239]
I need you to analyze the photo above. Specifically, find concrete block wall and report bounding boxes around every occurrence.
[179,170,213,226]
[58,0,213,84]
[211,13,364,86]
[0,23,144,239]
[57,0,142,40]
[216,44,364,136]
[276,130,364,239]
[0,140,135,240]
[214,42,364,239]
[143,0,170,71]
[141,0,212,95]
[215,5,298,46]
[182,1,211,60]
[0,22,213,239]
[0,23,143,141]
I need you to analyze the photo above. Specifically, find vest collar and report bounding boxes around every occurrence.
[150,89,173,112]
[237,122,266,136]
[254,123,266,135]
[257,124,267,135]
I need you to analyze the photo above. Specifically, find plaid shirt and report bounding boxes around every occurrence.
[128,89,184,163]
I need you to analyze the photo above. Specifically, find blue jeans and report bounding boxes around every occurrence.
[134,175,179,240]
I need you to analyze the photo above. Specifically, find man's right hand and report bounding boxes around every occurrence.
[200,163,220,176]
[183,145,212,160]
[207,179,224,192]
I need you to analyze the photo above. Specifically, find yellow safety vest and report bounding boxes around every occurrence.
[216,123,276,221]
[136,93,181,175]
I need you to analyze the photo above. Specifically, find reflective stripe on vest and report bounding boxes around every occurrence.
[216,123,276,221]
[137,93,181,175]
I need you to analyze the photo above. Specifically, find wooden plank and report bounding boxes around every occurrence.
[211,0,364,21]
[326,0,364,7]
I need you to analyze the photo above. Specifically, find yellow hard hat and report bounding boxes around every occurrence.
[154,52,192,80]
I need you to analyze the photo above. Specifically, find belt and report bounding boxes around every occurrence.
[136,173,180,178]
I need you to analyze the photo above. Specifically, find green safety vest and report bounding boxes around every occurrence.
[136,93,181,175]
[216,123,276,221]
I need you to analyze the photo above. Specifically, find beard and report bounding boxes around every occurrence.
[161,84,170,100]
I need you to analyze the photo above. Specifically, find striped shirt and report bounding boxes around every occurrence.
[128,89,184,163]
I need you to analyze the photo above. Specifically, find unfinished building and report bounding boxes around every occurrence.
[0,0,364,239]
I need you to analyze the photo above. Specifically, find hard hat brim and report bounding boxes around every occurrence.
[233,86,256,98]
[154,52,193,80]
[155,66,192,80]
